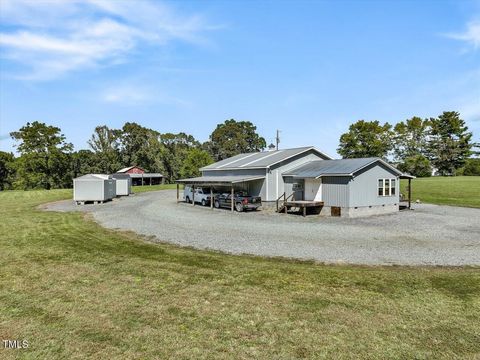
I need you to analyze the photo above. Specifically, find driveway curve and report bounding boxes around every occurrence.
[44,190,480,266]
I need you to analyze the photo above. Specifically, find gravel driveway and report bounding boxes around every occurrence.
[44,190,480,266]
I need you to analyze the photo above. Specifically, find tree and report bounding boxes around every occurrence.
[88,125,122,174]
[207,119,266,161]
[393,116,430,160]
[426,111,473,175]
[457,158,480,176]
[160,132,200,182]
[337,120,394,159]
[71,150,101,178]
[10,121,73,189]
[120,122,162,171]
[180,148,214,179]
[0,151,16,190]
[397,154,432,177]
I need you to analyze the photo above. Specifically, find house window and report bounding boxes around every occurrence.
[378,179,384,196]
[378,178,397,197]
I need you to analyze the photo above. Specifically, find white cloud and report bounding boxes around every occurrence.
[446,21,480,50]
[100,84,189,106]
[0,0,213,80]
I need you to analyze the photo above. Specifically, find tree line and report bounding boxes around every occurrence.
[337,111,479,177]
[0,119,266,190]
[1,111,478,190]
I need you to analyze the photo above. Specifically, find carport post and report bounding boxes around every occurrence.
[231,186,234,212]
[408,178,412,209]
[192,184,195,206]
[210,187,213,209]
[176,183,179,203]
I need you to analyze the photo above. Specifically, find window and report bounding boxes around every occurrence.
[378,178,397,197]
[378,179,384,196]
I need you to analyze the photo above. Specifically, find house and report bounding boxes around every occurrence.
[176,146,414,217]
[116,166,164,186]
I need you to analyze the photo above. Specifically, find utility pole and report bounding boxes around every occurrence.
[276,129,280,150]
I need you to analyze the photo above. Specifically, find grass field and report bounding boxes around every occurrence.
[401,176,480,208]
[131,183,179,193]
[0,188,479,359]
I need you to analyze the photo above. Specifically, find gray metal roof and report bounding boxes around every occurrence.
[283,158,403,178]
[201,147,331,170]
[176,175,265,185]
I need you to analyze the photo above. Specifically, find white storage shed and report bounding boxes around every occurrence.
[110,173,132,196]
[73,174,116,204]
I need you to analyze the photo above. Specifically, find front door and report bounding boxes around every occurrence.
[304,179,322,201]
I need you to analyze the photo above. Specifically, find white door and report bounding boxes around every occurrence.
[304,179,322,201]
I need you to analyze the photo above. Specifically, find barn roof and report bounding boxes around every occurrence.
[117,166,145,173]
[283,158,404,178]
[201,147,331,171]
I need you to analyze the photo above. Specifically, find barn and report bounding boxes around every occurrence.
[116,166,164,186]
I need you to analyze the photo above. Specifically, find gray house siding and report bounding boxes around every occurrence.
[321,177,350,207]
[201,149,327,202]
[349,163,400,207]
[268,150,328,201]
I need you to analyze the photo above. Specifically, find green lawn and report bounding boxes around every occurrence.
[401,176,480,208]
[0,189,479,359]
[131,183,180,193]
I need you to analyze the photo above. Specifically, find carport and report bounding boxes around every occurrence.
[176,175,265,212]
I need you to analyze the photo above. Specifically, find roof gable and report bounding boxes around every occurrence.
[284,158,403,178]
[201,147,331,171]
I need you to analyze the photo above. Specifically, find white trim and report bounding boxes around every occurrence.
[265,168,269,200]
[276,170,279,199]
[356,159,403,176]
[377,177,397,197]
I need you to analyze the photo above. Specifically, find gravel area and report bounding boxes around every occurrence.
[44,190,480,266]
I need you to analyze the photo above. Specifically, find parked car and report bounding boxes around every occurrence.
[214,191,262,212]
[184,186,213,206]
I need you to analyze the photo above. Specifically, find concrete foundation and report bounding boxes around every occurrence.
[262,201,399,218]
[343,204,399,218]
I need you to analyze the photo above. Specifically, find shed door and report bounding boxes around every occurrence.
[304,179,322,201]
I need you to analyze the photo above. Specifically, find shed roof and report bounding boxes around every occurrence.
[201,146,331,171]
[74,174,110,180]
[283,158,404,178]
[176,175,265,185]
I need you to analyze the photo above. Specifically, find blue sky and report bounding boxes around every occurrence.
[1,0,479,157]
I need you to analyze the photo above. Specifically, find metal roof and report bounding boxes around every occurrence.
[128,173,163,178]
[176,175,265,185]
[283,158,404,178]
[74,174,110,180]
[200,146,331,171]
[117,166,146,173]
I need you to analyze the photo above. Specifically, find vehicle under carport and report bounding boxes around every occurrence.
[176,175,265,212]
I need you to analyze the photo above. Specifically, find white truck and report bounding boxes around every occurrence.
[184,186,213,206]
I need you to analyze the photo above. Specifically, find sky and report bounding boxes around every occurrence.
[0,0,479,157]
